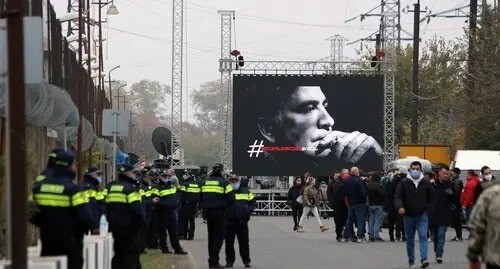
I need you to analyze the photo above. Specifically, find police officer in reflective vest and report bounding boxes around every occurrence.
[79,167,105,224]
[225,177,255,268]
[178,170,200,240]
[152,172,188,255]
[106,164,146,269]
[137,169,154,253]
[200,163,235,268]
[30,151,98,269]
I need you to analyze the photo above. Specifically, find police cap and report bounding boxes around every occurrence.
[119,163,135,173]
[54,151,75,168]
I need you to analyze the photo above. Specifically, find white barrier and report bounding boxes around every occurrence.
[2,234,114,269]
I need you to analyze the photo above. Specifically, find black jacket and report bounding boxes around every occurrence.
[180,179,201,204]
[394,176,435,217]
[78,176,105,223]
[367,181,385,206]
[343,175,367,206]
[287,185,302,208]
[30,167,98,242]
[384,173,405,213]
[429,179,455,226]
[199,175,235,209]
[327,179,347,209]
[105,175,146,232]
[226,187,256,220]
[153,181,180,211]
[450,176,463,207]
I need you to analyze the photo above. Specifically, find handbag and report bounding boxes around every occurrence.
[296,195,303,204]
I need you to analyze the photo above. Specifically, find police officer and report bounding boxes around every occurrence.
[225,177,255,268]
[106,164,145,269]
[147,171,161,249]
[30,151,98,269]
[178,170,200,240]
[137,169,154,253]
[200,163,235,268]
[79,167,105,224]
[152,172,188,255]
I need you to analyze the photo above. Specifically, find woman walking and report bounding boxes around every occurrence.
[288,177,303,231]
[296,177,329,233]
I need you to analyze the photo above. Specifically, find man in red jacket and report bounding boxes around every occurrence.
[461,170,481,232]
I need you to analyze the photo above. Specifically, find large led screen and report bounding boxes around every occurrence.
[233,74,384,176]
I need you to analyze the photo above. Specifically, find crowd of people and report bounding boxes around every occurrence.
[29,149,256,269]
[288,162,500,269]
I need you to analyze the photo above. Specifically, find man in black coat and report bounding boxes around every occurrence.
[429,165,455,264]
[449,168,463,241]
[395,161,435,269]
[327,169,349,242]
[384,170,406,242]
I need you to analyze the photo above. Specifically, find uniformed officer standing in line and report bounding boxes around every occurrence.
[200,163,235,269]
[147,171,161,249]
[152,172,188,255]
[225,177,255,268]
[178,170,200,240]
[137,169,154,253]
[30,151,98,269]
[105,164,146,269]
[79,167,105,224]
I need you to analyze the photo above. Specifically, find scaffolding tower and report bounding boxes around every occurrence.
[171,0,184,165]
[218,10,234,170]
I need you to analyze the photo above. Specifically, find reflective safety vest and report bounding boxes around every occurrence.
[235,192,255,201]
[106,184,142,204]
[199,178,234,209]
[32,183,88,207]
[201,180,233,194]
[180,183,201,193]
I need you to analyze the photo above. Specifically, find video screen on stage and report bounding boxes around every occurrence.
[232,74,384,176]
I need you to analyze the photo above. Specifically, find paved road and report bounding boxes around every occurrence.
[182,216,470,269]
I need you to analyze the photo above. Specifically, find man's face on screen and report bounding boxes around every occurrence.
[275,86,335,157]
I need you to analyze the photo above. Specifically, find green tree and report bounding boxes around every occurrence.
[191,80,222,134]
[464,4,500,149]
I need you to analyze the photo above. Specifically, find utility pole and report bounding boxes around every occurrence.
[4,0,27,267]
[466,0,478,147]
[410,0,421,143]
[77,0,84,180]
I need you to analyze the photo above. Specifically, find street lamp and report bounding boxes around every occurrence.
[113,83,127,109]
[107,2,119,15]
[108,65,120,108]
[122,90,134,109]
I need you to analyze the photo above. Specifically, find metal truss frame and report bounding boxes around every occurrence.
[219,10,234,170]
[171,0,183,165]
[381,0,398,167]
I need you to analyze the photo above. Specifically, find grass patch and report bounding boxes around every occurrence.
[140,249,175,269]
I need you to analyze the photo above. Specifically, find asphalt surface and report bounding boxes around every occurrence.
[181,216,470,269]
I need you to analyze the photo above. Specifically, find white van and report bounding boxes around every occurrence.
[451,150,500,182]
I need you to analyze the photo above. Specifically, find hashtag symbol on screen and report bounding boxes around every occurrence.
[247,140,264,158]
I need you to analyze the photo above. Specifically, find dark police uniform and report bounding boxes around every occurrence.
[105,164,145,269]
[138,178,154,253]
[225,185,255,268]
[199,164,235,268]
[30,151,98,269]
[79,167,105,225]
[152,179,187,254]
[179,176,201,240]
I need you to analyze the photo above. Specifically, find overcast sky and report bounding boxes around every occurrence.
[50,0,487,122]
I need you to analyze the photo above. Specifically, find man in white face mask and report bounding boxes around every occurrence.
[476,166,499,199]
[79,167,105,224]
